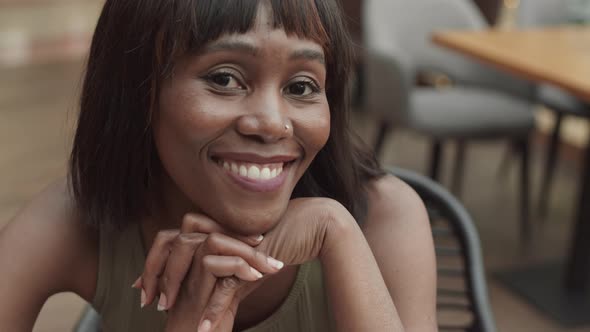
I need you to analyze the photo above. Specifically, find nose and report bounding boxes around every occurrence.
[236,90,292,143]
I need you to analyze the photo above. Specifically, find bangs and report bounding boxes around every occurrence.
[158,0,331,74]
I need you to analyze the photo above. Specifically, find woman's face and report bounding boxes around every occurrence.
[153,7,330,235]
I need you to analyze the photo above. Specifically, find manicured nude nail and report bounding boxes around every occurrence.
[131,276,141,289]
[157,293,167,311]
[249,234,264,242]
[267,257,284,270]
[198,319,212,332]
[250,267,263,279]
[140,289,146,308]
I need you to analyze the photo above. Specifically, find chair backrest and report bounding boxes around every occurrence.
[363,0,534,100]
[517,0,570,27]
[390,167,496,332]
[362,32,414,125]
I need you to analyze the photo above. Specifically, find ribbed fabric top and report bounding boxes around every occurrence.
[91,223,334,331]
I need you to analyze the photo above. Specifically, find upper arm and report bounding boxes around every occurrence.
[362,175,437,331]
[0,179,98,330]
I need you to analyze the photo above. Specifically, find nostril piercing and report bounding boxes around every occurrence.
[284,124,290,131]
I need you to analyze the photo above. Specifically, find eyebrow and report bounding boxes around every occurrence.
[290,49,325,65]
[202,41,259,57]
[201,40,325,65]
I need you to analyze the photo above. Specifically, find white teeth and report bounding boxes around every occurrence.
[239,165,248,177]
[260,167,271,180]
[247,165,261,179]
[220,159,286,180]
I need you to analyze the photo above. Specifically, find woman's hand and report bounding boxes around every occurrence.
[193,197,355,330]
[135,214,284,331]
[137,197,352,331]
[255,197,352,265]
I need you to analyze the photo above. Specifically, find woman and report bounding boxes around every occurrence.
[0,0,436,331]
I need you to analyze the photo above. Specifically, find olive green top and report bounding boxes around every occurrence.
[91,223,335,331]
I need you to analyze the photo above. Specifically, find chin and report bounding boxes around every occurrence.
[216,204,287,236]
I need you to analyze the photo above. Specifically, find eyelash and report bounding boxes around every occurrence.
[293,78,321,95]
[204,70,245,90]
[204,70,322,97]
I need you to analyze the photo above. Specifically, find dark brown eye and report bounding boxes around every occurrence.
[288,82,308,95]
[206,72,244,89]
[212,73,231,86]
[286,80,319,97]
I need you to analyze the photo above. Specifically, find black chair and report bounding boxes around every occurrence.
[391,167,496,332]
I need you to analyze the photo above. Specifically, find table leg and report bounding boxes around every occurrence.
[495,134,590,327]
[565,134,590,290]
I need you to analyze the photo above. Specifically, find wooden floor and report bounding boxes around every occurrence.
[1,57,590,332]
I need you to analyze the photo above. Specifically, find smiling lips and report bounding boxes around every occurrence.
[212,151,298,192]
[220,160,284,181]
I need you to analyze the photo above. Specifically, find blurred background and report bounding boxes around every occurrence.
[1,0,589,331]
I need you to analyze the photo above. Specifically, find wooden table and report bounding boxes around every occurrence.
[433,26,590,327]
[433,26,590,103]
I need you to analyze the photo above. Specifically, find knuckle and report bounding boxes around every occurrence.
[181,214,196,231]
[204,233,222,252]
[219,277,240,293]
[156,229,176,241]
[153,232,168,245]
[173,234,195,249]
[204,302,226,324]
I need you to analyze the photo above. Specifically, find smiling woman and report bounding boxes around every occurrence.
[0,1,436,331]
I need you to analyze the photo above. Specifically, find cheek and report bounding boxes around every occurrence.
[296,104,331,156]
[155,87,228,153]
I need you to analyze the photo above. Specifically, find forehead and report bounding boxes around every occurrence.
[207,3,324,55]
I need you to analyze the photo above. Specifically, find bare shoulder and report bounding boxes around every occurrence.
[0,178,98,328]
[362,174,437,330]
[364,174,429,229]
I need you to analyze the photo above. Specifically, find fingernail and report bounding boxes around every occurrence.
[131,276,141,289]
[250,267,263,279]
[249,234,264,242]
[157,293,167,311]
[140,289,146,308]
[267,257,284,270]
[198,319,212,332]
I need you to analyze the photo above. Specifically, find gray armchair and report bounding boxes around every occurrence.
[517,0,590,218]
[363,0,536,243]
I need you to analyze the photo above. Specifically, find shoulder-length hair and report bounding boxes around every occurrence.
[70,0,383,229]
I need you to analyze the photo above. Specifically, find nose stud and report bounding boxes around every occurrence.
[284,124,290,131]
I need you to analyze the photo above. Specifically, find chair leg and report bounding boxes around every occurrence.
[538,112,563,219]
[496,143,514,179]
[374,120,392,158]
[451,141,466,197]
[429,140,444,182]
[517,138,532,246]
